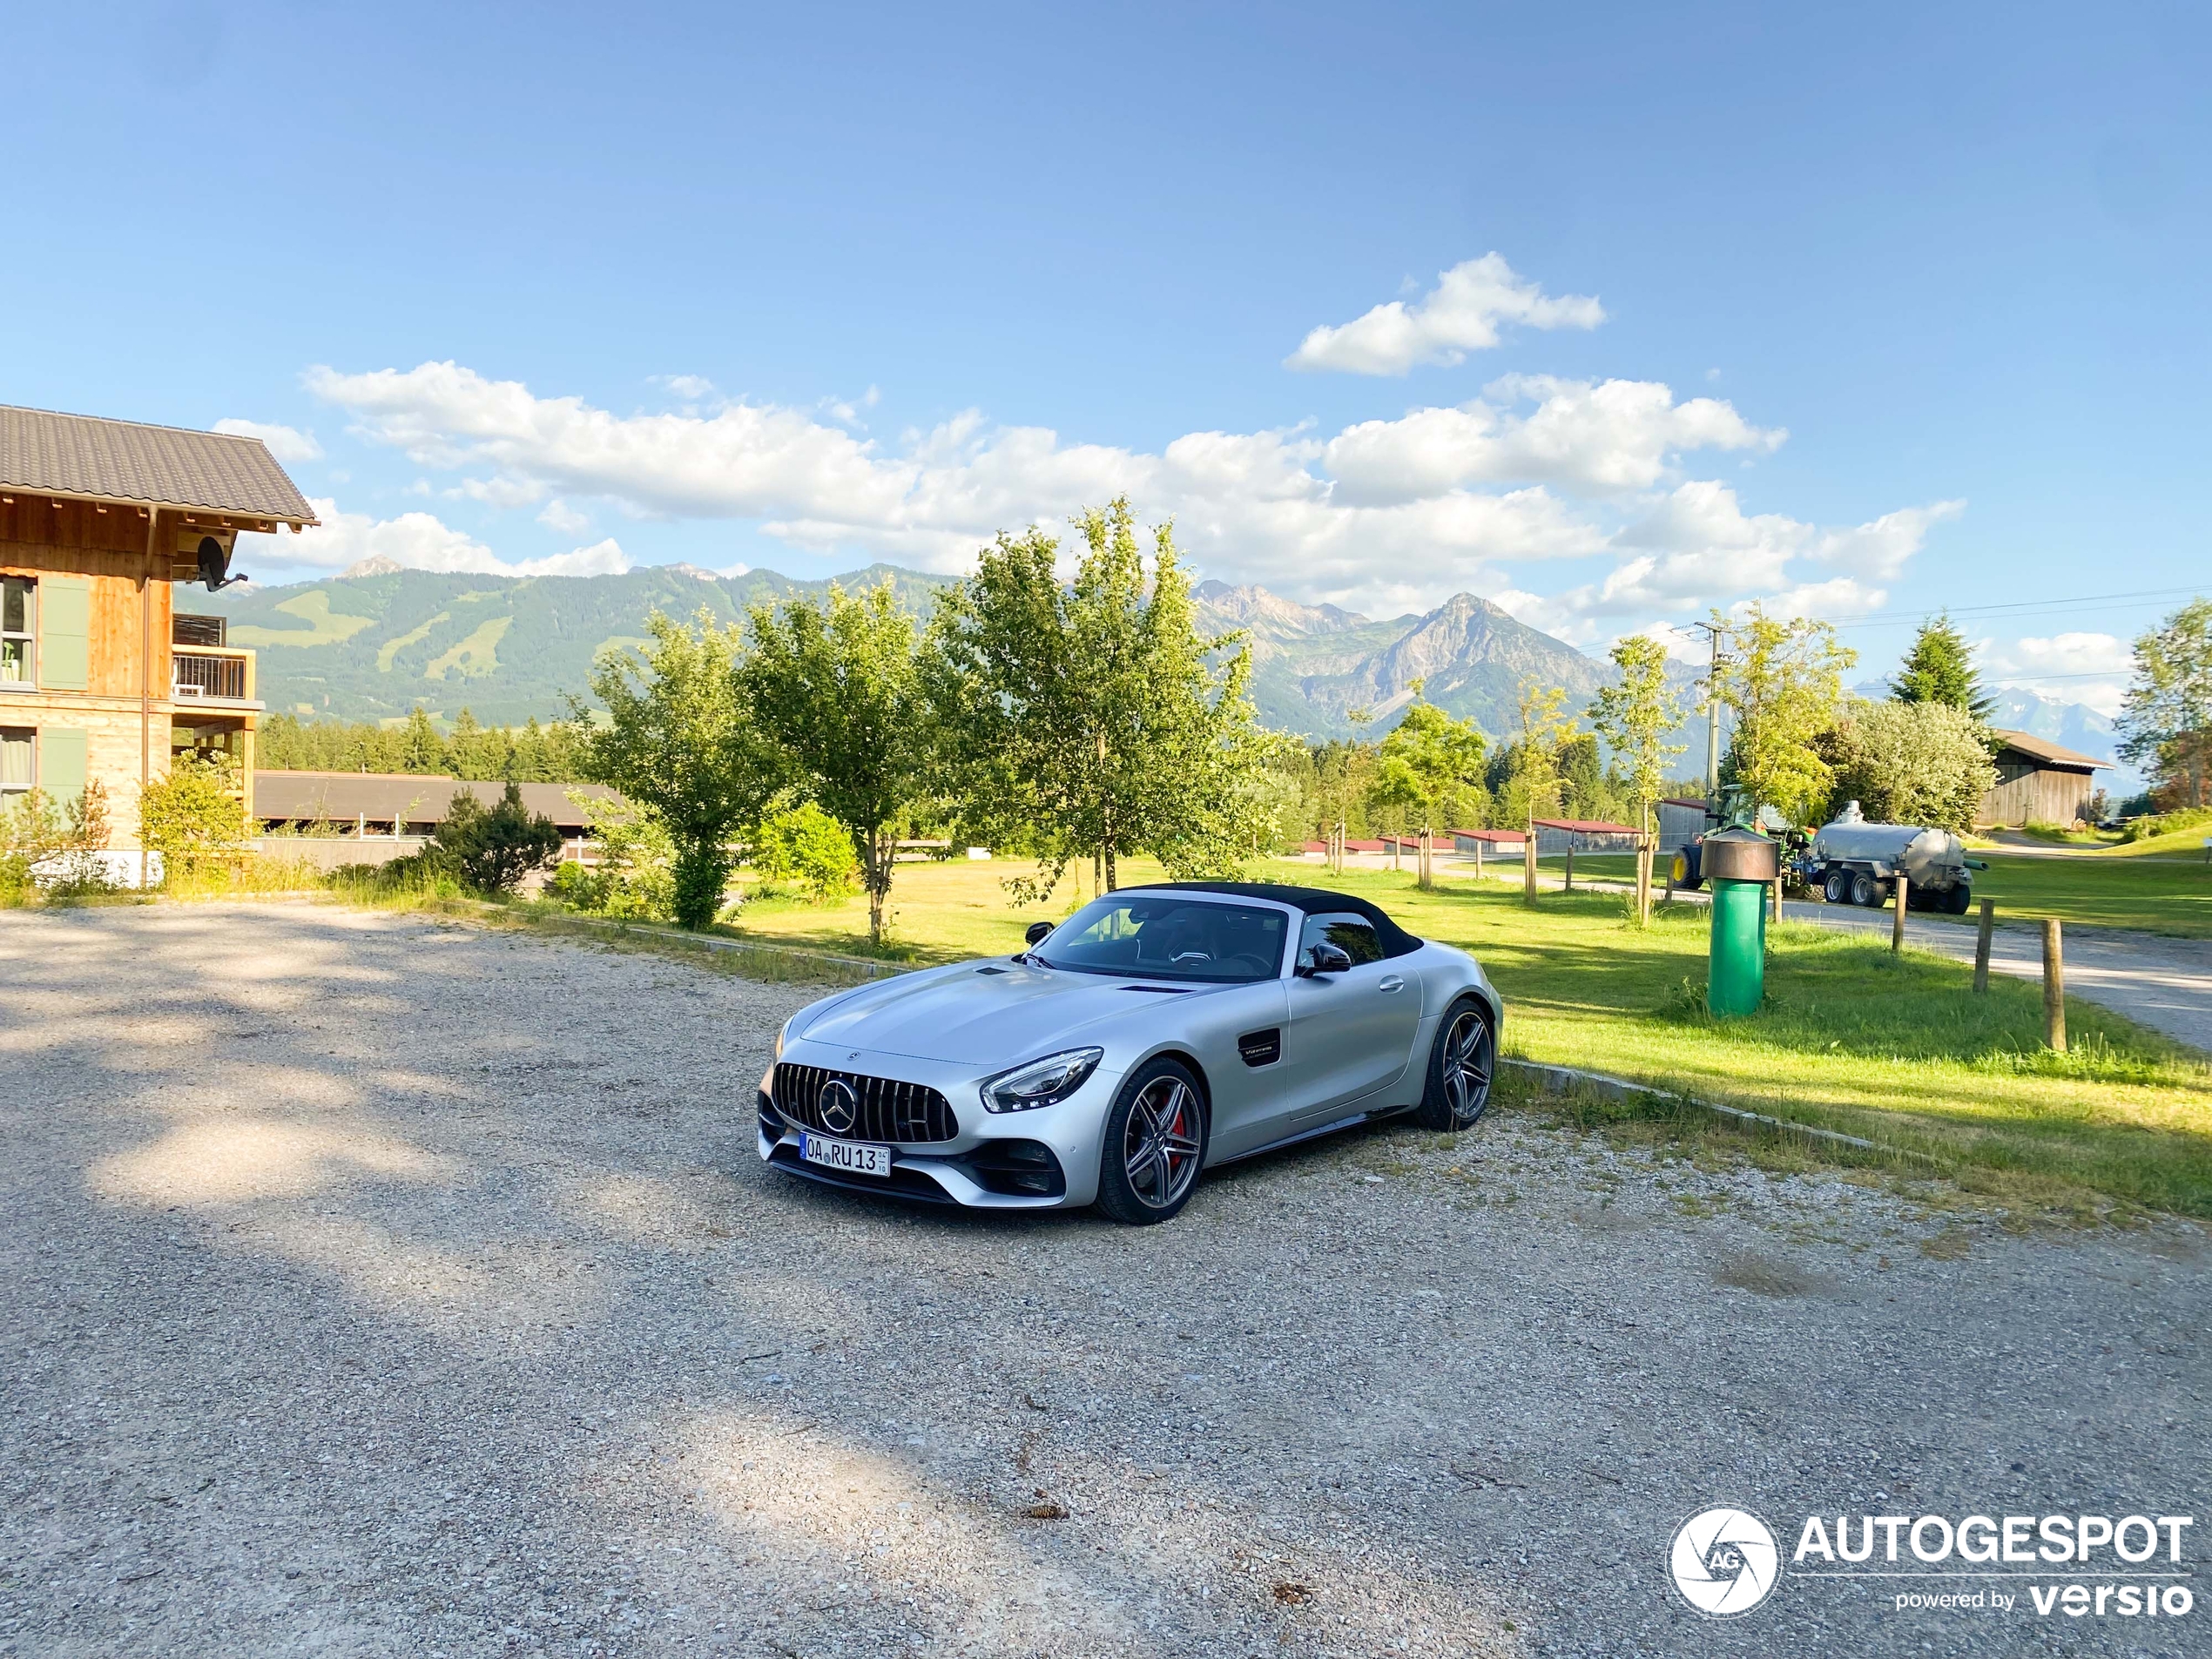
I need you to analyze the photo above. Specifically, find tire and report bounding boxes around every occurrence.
[1415,997,1496,1131]
[1945,882,1973,916]
[1673,846,1703,891]
[1849,871,1881,907]
[1822,868,1851,905]
[1093,1056,1208,1226]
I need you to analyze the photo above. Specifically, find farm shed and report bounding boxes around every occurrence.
[1977,730,2108,828]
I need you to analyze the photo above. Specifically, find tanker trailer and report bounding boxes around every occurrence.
[1807,802,1981,913]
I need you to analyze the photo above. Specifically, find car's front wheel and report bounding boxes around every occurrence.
[1414,997,1495,1130]
[1094,1057,1207,1225]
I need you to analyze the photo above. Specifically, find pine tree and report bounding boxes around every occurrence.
[1892,614,1993,720]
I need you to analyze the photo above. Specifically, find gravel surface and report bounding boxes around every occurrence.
[2,901,2206,1658]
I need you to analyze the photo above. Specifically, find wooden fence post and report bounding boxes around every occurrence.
[1973,899,1994,994]
[1522,834,1538,907]
[1474,840,1484,880]
[2042,919,2066,1053]
[1564,845,1574,893]
[1636,835,1652,927]
[1892,875,1908,953]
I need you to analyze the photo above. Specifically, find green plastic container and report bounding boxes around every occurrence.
[1701,826,1779,1018]
[1708,877,1768,1015]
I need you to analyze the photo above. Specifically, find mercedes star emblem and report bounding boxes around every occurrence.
[819,1077,859,1136]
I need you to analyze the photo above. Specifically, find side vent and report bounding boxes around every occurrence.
[1237,1028,1282,1068]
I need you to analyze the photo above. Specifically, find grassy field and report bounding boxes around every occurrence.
[1961,851,2212,938]
[711,856,2212,1218]
[1508,843,2212,939]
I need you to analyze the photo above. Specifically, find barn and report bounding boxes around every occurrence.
[1978,729,2109,828]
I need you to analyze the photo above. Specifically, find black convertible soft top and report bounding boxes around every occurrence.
[1135,881,1425,960]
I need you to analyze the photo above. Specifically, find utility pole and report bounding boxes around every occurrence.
[1687,619,1730,797]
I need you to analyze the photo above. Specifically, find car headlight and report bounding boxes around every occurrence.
[774,1019,790,1061]
[981,1047,1103,1114]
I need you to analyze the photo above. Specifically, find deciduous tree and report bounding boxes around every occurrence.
[1715,606,1856,825]
[743,580,934,946]
[2120,598,2212,811]
[573,610,778,929]
[1817,699,1997,832]
[926,498,1265,894]
[1587,634,1686,835]
[1367,685,1487,840]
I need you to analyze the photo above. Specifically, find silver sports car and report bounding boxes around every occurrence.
[756,881,1501,1224]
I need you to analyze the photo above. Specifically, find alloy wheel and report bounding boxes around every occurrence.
[1123,1077,1202,1210]
[1440,1008,1494,1124]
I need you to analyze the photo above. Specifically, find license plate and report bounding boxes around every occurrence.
[799,1132,892,1178]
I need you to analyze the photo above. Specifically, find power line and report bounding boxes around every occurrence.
[1816,584,2206,631]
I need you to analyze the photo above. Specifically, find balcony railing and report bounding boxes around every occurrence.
[173,650,248,701]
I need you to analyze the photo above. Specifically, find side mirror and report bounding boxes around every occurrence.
[1024,921,1054,947]
[1298,941,1353,977]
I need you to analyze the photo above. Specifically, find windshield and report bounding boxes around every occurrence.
[1035,896,1287,983]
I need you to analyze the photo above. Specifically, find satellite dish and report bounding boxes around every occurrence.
[195,535,246,592]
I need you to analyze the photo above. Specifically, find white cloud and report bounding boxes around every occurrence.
[212,418,321,462]
[2006,631,2131,676]
[1985,631,2132,717]
[1807,500,1966,580]
[652,374,718,401]
[1750,576,1888,620]
[1322,377,1782,504]
[536,499,592,535]
[301,357,1956,624]
[303,360,1612,610]
[1285,253,1604,375]
[240,497,631,579]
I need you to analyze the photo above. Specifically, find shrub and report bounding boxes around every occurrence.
[1817,701,1996,831]
[141,754,246,878]
[2,781,117,896]
[2117,805,2212,844]
[748,802,859,901]
[430,782,562,894]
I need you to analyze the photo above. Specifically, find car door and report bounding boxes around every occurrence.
[1283,912,1424,1121]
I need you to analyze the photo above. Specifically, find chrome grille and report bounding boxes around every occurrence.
[771,1062,959,1144]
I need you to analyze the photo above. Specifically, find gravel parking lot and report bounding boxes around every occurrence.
[3,902,2205,1658]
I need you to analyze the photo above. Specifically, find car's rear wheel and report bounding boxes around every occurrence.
[1094,1058,1207,1225]
[1415,997,1495,1131]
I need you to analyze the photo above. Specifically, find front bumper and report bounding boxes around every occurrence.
[755,1042,1120,1209]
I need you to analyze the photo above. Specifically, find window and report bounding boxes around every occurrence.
[1037,896,1287,983]
[1298,912,1385,969]
[0,577,31,685]
[0,727,30,804]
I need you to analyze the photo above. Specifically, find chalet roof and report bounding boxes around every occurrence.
[1988,728,2108,773]
[0,405,318,524]
[254,772,617,832]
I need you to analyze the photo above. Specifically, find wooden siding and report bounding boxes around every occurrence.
[1979,762,2096,827]
[0,496,253,847]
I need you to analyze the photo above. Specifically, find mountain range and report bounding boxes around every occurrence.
[195,561,2127,786]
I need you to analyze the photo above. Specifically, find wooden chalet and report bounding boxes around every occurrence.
[0,405,316,878]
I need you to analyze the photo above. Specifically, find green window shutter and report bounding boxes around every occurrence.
[40,726,88,806]
[41,577,91,691]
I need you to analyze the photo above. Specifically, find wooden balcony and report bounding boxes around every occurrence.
[172,646,259,708]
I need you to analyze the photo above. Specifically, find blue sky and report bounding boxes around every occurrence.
[3,1,2205,711]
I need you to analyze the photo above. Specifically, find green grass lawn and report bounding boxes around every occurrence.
[1958,851,2212,938]
[711,856,2212,1218]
